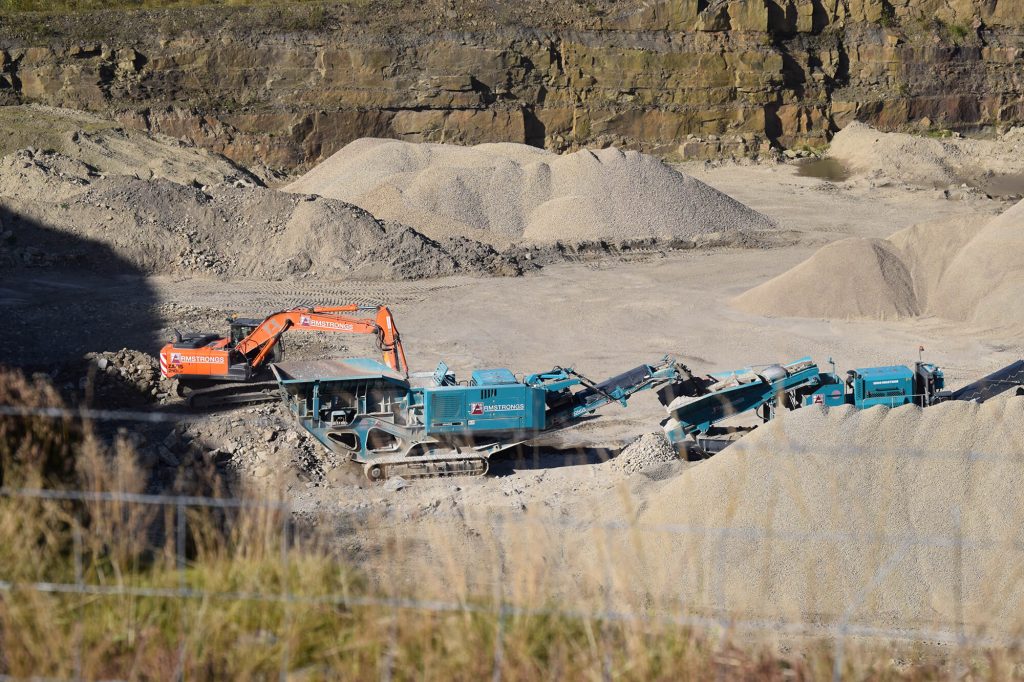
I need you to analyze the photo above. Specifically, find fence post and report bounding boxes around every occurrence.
[176,500,187,682]
[600,525,614,682]
[491,514,506,682]
[713,527,728,634]
[280,501,292,682]
[712,528,728,682]
[833,539,911,682]
[73,522,84,682]
[831,625,847,682]
[380,522,399,682]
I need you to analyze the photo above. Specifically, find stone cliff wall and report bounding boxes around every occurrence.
[0,0,1022,169]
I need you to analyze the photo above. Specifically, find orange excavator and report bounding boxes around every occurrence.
[160,305,407,408]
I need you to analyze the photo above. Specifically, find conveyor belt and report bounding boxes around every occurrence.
[949,360,1024,403]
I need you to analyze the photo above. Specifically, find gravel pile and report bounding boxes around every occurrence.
[78,348,175,407]
[2,174,521,280]
[732,236,922,320]
[829,121,1024,192]
[611,433,679,474]
[121,401,323,491]
[285,138,775,246]
[0,133,773,282]
[732,201,1024,328]
[632,398,1024,632]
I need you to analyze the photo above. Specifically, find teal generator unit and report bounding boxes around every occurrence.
[803,362,945,409]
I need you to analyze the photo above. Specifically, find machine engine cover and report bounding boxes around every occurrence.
[423,384,546,434]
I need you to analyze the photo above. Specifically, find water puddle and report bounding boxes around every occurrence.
[795,158,851,182]
[976,172,1024,199]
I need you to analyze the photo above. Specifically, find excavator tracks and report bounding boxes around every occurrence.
[178,381,281,409]
[362,455,489,481]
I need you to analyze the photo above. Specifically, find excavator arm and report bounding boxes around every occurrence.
[235,305,408,376]
[160,304,409,391]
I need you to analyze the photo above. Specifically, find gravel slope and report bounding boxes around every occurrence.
[285,138,776,246]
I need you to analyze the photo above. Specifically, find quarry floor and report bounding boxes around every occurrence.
[3,161,1021,506]
[6,154,1024,645]
[169,160,1024,435]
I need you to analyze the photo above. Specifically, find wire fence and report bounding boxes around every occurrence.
[1,484,1021,681]
[1,398,1024,680]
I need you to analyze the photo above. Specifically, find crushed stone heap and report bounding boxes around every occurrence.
[634,398,1024,632]
[285,138,776,246]
[732,199,1024,329]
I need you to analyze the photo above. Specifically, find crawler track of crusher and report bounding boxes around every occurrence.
[362,454,490,481]
[357,438,523,481]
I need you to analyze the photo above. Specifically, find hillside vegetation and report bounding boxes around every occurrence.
[0,0,323,11]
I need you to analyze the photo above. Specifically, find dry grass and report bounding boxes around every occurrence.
[0,0,324,12]
[0,107,118,160]
[0,366,1021,679]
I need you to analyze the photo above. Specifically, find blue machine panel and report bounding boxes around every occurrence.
[802,373,848,407]
[853,365,914,408]
[423,383,547,435]
[471,368,519,386]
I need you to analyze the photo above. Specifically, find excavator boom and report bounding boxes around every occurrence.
[160,305,407,407]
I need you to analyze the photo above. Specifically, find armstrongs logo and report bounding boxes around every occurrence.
[483,403,525,412]
[300,315,355,332]
[169,353,224,365]
[470,403,524,416]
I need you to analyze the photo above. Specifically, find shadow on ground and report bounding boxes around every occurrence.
[0,204,161,369]
[0,205,239,501]
[489,443,619,476]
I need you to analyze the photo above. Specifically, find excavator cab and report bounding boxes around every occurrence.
[228,318,262,348]
[229,317,283,362]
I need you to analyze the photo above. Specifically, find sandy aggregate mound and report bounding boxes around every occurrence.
[1,176,518,280]
[732,237,921,320]
[285,138,775,245]
[829,121,1024,192]
[732,203,1024,328]
[632,398,1024,631]
[931,200,1024,327]
[339,399,1024,635]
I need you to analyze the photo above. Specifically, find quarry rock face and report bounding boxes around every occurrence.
[1,0,1022,170]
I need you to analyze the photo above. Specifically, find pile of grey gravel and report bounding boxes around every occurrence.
[285,138,776,246]
[612,432,679,474]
